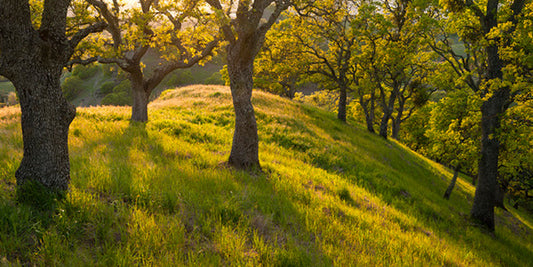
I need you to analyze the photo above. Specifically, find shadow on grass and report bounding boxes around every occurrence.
[63,122,334,265]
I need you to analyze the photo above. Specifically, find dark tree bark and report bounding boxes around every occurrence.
[227,60,260,168]
[444,164,461,200]
[130,71,150,122]
[378,84,397,139]
[338,85,347,122]
[361,91,375,133]
[469,0,525,231]
[207,0,291,170]
[392,110,402,140]
[0,0,105,191]
[355,82,376,133]
[467,0,524,232]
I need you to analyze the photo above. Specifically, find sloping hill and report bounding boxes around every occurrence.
[0,85,531,266]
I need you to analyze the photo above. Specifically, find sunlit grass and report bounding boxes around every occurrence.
[0,85,531,265]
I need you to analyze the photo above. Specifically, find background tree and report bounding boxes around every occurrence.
[254,19,308,99]
[434,0,528,231]
[497,91,533,209]
[0,0,105,192]
[290,0,359,122]
[425,90,481,199]
[80,0,219,122]
[366,0,432,139]
[206,0,291,170]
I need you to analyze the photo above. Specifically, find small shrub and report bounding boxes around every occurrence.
[113,79,132,94]
[73,64,100,80]
[205,71,224,85]
[61,76,84,101]
[102,64,116,78]
[101,91,132,106]
[98,81,116,96]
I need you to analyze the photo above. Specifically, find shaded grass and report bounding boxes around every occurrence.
[0,85,531,266]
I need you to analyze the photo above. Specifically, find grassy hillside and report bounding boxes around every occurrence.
[0,85,531,266]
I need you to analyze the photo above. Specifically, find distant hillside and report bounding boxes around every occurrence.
[0,85,531,266]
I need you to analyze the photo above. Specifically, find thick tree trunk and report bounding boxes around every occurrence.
[12,68,76,191]
[337,85,347,122]
[470,0,510,231]
[227,61,260,169]
[130,75,150,122]
[471,89,508,231]
[444,164,461,200]
[0,0,77,192]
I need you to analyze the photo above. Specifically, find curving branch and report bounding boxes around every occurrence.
[206,0,236,45]
[86,0,122,49]
[258,0,291,36]
[68,21,107,57]
[145,39,220,90]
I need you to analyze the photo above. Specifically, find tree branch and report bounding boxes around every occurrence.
[206,0,236,44]
[86,0,122,49]
[65,57,99,71]
[145,39,219,90]
[68,21,107,55]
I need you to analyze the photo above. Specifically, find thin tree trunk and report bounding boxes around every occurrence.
[369,90,375,132]
[364,110,375,133]
[337,85,347,122]
[392,100,404,140]
[227,61,260,169]
[392,116,401,140]
[360,90,375,133]
[444,164,461,200]
[379,87,397,139]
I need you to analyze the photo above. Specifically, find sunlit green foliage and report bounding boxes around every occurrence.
[426,90,481,175]
[0,85,531,265]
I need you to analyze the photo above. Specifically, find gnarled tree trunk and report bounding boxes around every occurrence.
[0,0,79,192]
[13,68,76,191]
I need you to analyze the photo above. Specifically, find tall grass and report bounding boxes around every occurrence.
[0,85,531,266]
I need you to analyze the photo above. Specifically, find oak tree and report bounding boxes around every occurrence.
[81,0,219,122]
[0,0,105,191]
[206,0,291,169]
